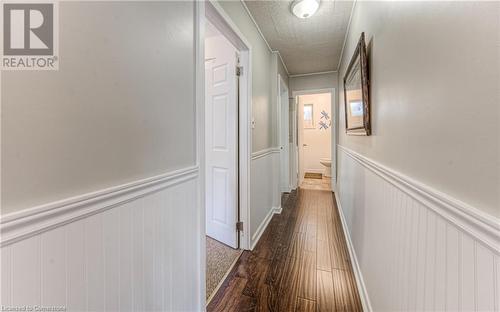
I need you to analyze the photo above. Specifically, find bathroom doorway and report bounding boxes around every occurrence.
[294,89,336,191]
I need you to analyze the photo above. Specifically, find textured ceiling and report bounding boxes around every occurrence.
[244,0,354,75]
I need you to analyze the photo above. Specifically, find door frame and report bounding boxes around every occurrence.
[197,0,252,254]
[289,91,298,190]
[196,0,253,302]
[292,88,337,189]
[204,25,241,248]
[277,73,291,193]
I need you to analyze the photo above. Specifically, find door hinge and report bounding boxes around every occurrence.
[236,66,243,76]
[236,221,244,232]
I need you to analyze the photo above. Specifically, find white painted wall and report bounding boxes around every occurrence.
[336,1,500,311]
[337,1,500,217]
[298,93,332,175]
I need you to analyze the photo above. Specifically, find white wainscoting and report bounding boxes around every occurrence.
[0,167,202,311]
[250,147,281,249]
[336,146,500,312]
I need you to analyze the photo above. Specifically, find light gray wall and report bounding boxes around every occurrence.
[337,1,499,217]
[270,53,290,148]
[271,54,279,148]
[1,2,195,214]
[218,1,275,152]
[289,72,338,93]
[277,54,289,90]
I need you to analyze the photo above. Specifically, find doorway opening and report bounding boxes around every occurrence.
[203,1,252,304]
[293,89,336,192]
[278,74,291,193]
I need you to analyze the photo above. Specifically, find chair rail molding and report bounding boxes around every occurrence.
[337,145,499,311]
[251,147,281,161]
[1,166,199,247]
[338,145,500,253]
[1,165,202,310]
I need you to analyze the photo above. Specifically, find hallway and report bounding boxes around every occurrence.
[1,1,498,310]
[207,189,362,311]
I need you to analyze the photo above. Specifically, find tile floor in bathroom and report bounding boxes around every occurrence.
[300,175,331,191]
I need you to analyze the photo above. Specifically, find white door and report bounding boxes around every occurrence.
[298,96,306,185]
[205,33,238,248]
[298,97,317,184]
[279,78,290,192]
[290,97,298,189]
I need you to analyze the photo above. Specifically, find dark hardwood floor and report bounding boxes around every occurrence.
[207,188,363,312]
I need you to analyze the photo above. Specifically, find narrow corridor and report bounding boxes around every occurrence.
[2,2,497,310]
[207,189,362,311]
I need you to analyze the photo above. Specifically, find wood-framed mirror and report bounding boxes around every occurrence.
[343,32,371,136]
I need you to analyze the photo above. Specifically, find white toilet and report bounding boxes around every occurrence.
[320,158,332,178]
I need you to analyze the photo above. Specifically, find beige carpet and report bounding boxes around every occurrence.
[206,236,241,301]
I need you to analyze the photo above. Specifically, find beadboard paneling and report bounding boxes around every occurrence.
[250,148,281,248]
[0,171,201,311]
[336,146,500,311]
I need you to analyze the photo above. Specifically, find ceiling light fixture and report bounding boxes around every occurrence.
[291,0,320,19]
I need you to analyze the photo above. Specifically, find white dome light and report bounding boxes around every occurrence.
[291,0,320,19]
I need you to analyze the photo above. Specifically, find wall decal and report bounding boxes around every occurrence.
[320,110,330,120]
[319,120,329,130]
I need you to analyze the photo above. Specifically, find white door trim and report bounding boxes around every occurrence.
[199,0,252,252]
[290,95,298,190]
[194,1,206,307]
[197,0,253,302]
[277,73,291,193]
[292,88,337,189]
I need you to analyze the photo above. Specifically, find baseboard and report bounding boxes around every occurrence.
[280,187,292,193]
[250,205,282,250]
[334,193,373,312]
[250,207,274,250]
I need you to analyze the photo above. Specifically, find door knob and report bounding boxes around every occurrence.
[303,144,308,147]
